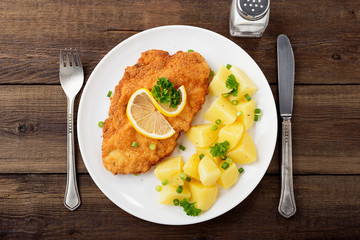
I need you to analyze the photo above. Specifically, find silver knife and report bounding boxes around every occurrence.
[277,34,296,218]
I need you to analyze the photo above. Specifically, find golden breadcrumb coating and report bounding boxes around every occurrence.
[102,49,210,174]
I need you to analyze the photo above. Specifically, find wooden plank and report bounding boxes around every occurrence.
[0,174,359,239]
[0,85,359,174]
[0,85,81,173]
[0,0,359,85]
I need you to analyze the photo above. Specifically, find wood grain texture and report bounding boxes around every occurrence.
[0,174,359,239]
[1,0,360,238]
[0,0,359,85]
[0,85,359,174]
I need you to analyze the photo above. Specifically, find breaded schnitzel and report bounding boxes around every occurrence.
[102,50,210,174]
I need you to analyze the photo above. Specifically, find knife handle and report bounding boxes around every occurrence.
[278,118,296,218]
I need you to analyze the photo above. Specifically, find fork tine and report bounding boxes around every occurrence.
[70,48,75,67]
[75,49,82,68]
[59,50,64,68]
[65,48,70,66]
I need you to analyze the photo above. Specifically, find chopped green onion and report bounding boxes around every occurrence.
[132,141,138,148]
[221,162,230,170]
[199,154,205,160]
[231,100,239,106]
[225,157,232,164]
[155,185,162,191]
[133,174,138,176]
[187,49,194,52]
[238,167,244,174]
[185,177,191,182]
[255,108,261,114]
[149,144,156,150]
[245,94,251,101]
[176,186,183,194]
[179,172,187,180]
[209,70,214,78]
[179,145,186,151]
[222,93,229,97]
[107,91,112,97]
[211,125,218,131]
[254,115,259,121]
[236,111,242,116]
[215,119,222,126]
[173,199,180,206]
[226,64,232,70]
[161,179,169,186]
[98,121,104,128]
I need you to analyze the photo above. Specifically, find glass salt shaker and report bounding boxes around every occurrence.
[230,0,270,37]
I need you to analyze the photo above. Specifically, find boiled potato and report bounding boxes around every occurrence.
[189,180,218,211]
[158,184,191,205]
[208,65,233,96]
[198,155,221,187]
[210,156,222,166]
[186,124,220,148]
[234,100,256,130]
[154,156,184,185]
[216,163,239,189]
[196,146,211,157]
[203,97,237,125]
[217,121,244,150]
[229,66,257,101]
[227,131,256,164]
[196,147,222,165]
[183,154,200,180]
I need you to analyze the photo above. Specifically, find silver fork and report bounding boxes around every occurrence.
[59,48,83,211]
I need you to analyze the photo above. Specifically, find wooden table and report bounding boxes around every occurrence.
[1,0,359,239]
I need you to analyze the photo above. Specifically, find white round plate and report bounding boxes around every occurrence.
[77,25,277,225]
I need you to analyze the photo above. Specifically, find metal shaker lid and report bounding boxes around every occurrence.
[237,0,270,21]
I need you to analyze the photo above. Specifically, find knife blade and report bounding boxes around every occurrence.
[278,34,294,117]
[277,34,296,218]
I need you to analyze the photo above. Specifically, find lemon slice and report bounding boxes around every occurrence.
[126,88,176,139]
[153,85,187,117]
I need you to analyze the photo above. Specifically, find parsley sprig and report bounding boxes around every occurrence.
[225,74,239,97]
[179,199,202,216]
[209,141,230,159]
[151,77,182,108]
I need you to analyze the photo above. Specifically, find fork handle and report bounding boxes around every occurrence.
[64,97,81,211]
[278,118,296,218]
